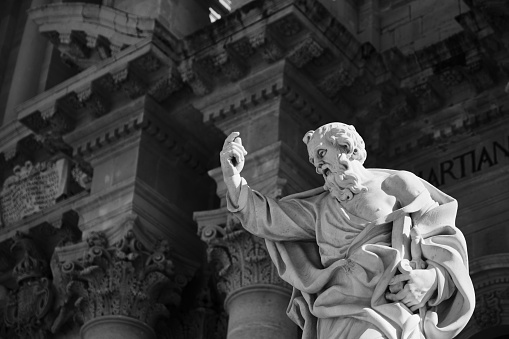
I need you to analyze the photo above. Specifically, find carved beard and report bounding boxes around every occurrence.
[323,154,368,202]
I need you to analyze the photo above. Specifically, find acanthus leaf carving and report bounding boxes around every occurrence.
[201,214,289,298]
[55,226,186,329]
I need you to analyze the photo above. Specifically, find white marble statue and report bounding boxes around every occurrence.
[220,122,475,339]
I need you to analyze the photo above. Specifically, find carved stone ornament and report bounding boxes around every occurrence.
[0,159,70,226]
[178,59,212,96]
[4,233,54,339]
[287,35,324,68]
[317,65,355,97]
[201,215,289,298]
[54,229,186,329]
[473,288,509,329]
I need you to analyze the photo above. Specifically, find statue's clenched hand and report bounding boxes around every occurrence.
[220,132,247,178]
[386,267,438,312]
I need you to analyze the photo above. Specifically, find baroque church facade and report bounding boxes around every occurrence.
[0,0,508,338]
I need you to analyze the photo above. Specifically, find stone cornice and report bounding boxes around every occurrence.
[195,60,347,130]
[29,3,179,69]
[15,40,190,161]
[67,96,209,174]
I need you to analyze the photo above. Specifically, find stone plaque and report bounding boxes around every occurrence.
[1,159,69,226]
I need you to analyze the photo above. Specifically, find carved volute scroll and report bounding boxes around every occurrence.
[200,214,290,298]
[53,229,187,330]
[4,233,54,339]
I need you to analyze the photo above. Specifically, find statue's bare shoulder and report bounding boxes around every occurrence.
[381,170,427,206]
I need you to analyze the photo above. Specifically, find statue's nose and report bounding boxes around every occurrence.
[315,163,323,174]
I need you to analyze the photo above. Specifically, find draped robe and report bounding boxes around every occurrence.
[227,169,475,339]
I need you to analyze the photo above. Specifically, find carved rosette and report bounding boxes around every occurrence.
[201,215,290,298]
[55,231,186,329]
[4,233,54,339]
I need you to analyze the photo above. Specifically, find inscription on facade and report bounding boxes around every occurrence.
[0,159,69,226]
[416,135,509,187]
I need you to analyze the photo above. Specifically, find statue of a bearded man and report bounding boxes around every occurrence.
[220,122,475,339]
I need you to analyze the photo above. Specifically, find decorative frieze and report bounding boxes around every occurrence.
[111,66,147,99]
[76,84,109,117]
[408,81,442,113]
[287,35,324,68]
[178,59,212,96]
[250,32,284,63]
[437,67,464,87]
[317,64,355,97]
[272,14,303,37]
[1,159,70,226]
[214,50,247,81]
[147,66,183,102]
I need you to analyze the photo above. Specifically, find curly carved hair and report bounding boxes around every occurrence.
[302,122,367,164]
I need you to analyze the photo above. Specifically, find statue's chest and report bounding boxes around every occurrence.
[340,191,397,222]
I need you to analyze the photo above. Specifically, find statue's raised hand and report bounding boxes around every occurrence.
[220,132,247,178]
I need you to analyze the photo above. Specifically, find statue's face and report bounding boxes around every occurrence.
[307,135,346,180]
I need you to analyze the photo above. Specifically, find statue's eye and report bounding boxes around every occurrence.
[317,149,326,158]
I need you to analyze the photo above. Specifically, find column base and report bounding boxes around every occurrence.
[225,284,297,339]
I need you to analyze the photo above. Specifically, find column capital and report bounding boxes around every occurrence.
[51,218,187,332]
[198,210,291,301]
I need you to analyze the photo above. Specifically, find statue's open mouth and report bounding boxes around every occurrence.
[323,167,331,177]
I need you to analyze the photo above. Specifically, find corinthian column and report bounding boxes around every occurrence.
[196,211,298,339]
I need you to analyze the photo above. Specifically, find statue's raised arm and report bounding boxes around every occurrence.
[221,123,475,339]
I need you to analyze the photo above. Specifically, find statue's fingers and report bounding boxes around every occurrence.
[385,293,397,302]
[403,295,418,306]
[389,274,410,285]
[393,285,410,300]
[233,136,242,146]
[410,302,424,312]
[230,142,247,156]
[223,132,240,148]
